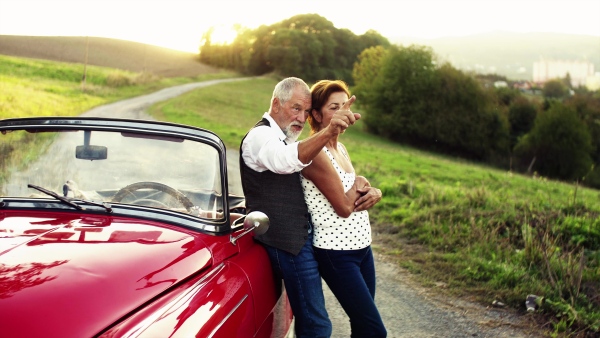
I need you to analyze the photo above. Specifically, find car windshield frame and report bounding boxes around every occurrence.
[0,117,235,234]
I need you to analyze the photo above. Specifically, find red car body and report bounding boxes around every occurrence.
[0,117,293,337]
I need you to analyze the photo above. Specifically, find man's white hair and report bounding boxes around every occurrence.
[272,77,310,106]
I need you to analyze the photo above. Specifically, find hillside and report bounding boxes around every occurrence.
[0,35,219,78]
[4,33,597,83]
[391,31,600,80]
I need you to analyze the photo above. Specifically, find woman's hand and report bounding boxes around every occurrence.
[328,95,360,136]
[353,176,382,211]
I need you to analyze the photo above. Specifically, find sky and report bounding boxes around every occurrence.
[1,0,599,53]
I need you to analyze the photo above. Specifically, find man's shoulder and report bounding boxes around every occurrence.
[242,123,277,149]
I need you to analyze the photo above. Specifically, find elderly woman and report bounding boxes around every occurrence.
[300,80,387,337]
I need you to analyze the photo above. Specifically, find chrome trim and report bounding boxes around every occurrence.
[121,263,226,338]
[207,295,249,338]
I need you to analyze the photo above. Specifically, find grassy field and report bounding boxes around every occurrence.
[0,54,237,120]
[1,53,598,337]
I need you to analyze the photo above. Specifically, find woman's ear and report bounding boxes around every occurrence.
[312,108,322,123]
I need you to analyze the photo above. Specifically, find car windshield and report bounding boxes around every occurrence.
[0,127,225,221]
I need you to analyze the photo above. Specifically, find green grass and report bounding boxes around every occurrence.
[2,56,599,336]
[0,54,238,119]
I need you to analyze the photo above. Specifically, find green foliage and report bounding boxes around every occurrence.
[508,96,538,148]
[352,46,389,112]
[147,78,276,147]
[199,14,390,83]
[543,79,570,99]
[564,92,600,169]
[355,45,510,161]
[557,216,600,250]
[494,86,521,106]
[267,28,327,80]
[360,44,438,140]
[514,103,593,181]
[0,54,238,120]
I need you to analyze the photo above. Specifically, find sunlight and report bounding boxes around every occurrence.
[0,0,598,52]
[209,25,238,45]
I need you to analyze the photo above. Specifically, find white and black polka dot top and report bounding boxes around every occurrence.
[300,147,371,250]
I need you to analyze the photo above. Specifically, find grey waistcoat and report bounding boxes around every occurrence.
[239,118,310,255]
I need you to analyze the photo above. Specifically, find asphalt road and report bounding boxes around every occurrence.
[82,79,543,338]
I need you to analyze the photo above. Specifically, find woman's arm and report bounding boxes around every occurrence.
[354,182,382,212]
[338,143,382,212]
[302,150,359,218]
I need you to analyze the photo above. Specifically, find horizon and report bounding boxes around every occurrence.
[1,0,599,53]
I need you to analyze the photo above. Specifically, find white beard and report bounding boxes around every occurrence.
[283,123,303,143]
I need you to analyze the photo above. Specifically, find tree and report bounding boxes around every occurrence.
[352,46,389,111]
[494,86,521,106]
[564,92,600,187]
[543,79,569,99]
[360,45,438,141]
[514,103,593,181]
[356,29,391,52]
[431,63,510,159]
[247,25,276,75]
[266,28,323,79]
[508,96,538,148]
[353,45,509,160]
[564,92,600,162]
[199,14,390,83]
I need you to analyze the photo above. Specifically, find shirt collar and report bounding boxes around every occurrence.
[262,112,288,143]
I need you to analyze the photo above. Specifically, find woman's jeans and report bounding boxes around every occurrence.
[263,232,332,338]
[314,245,387,338]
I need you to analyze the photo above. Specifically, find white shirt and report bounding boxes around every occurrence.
[241,113,310,174]
[301,147,372,250]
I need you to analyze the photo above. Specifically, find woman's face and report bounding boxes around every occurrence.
[317,91,349,128]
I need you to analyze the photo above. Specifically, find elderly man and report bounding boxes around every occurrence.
[239,77,359,338]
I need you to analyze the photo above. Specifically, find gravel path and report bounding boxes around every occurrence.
[84,80,545,338]
[326,251,542,337]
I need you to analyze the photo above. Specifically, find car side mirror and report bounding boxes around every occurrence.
[230,211,269,245]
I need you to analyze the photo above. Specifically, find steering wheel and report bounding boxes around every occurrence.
[111,182,194,212]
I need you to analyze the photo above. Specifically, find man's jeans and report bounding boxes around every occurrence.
[264,232,332,338]
[314,246,387,338]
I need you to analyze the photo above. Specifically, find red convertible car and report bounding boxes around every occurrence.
[0,117,293,337]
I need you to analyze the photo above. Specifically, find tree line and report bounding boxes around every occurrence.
[199,14,600,188]
[199,14,390,84]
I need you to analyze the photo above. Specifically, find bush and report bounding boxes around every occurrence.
[514,103,593,181]
[508,96,538,148]
[543,79,569,99]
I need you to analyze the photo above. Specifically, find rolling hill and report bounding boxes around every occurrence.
[2,32,598,82]
[0,35,219,78]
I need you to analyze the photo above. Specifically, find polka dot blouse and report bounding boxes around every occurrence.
[300,147,371,250]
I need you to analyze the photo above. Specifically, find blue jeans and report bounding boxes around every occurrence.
[314,246,387,338]
[264,233,332,338]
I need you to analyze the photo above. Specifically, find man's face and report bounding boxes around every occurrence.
[273,87,311,143]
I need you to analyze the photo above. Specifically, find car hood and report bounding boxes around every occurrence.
[0,211,213,338]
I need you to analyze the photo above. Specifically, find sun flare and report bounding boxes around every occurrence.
[208,25,239,45]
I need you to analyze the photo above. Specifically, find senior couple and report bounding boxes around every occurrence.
[240,77,386,337]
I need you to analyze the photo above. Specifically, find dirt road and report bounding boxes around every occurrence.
[83,80,543,338]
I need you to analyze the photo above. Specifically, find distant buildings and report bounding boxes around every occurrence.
[586,73,600,91]
[533,59,595,88]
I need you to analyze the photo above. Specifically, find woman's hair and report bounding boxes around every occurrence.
[308,80,351,133]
